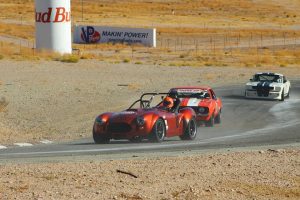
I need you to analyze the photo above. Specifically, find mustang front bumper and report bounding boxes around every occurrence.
[245,90,281,100]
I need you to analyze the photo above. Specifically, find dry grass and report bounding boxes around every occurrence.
[58,54,80,63]
[0,97,8,112]
[0,0,299,67]
[0,23,34,40]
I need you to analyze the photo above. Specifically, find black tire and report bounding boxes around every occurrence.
[149,118,165,143]
[279,89,284,101]
[180,118,197,140]
[205,113,214,127]
[214,111,221,124]
[93,128,110,144]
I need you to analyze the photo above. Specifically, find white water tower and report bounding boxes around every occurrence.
[35,0,72,54]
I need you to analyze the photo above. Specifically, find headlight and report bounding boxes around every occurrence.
[136,116,145,126]
[95,117,104,125]
[273,87,281,92]
[198,107,207,114]
[245,85,253,90]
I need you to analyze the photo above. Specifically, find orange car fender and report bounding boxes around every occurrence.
[144,113,162,133]
[98,112,113,123]
[179,107,195,127]
[207,102,215,117]
[213,99,222,116]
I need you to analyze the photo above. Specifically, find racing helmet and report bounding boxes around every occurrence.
[163,97,174,108]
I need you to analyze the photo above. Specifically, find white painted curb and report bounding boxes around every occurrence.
[40,140,53,144]
[14,143,33,147]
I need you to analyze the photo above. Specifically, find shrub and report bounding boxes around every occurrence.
[123,58,130,63]
[59,55,79,63]
[280,63,287,67]
[0,97,9,112]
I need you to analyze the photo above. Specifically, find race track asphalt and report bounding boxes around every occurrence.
[0,81,299,162]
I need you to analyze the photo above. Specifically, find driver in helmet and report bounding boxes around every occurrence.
[160,97,174,111]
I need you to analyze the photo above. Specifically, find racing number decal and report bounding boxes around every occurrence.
[164,119,168,130]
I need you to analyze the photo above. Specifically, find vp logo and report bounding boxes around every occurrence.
[81,26,100,43]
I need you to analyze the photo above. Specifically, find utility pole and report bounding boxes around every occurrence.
[81,0,83,21]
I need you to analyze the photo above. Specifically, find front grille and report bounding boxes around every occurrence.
[107,123,132,133]
[257,87,273,97]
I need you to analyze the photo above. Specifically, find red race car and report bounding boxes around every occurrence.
[168,87,222,127]
[93,93,197,144]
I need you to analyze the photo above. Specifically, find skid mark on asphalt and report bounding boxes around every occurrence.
[269,99,300,126]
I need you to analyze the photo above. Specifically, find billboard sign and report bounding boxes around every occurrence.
[74,25,156,47]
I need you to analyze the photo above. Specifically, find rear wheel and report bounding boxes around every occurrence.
[149,118,165,143]
[180,118,197,140]
[205,113,214,127]
[93,128,110,144]
[287,87,290,98]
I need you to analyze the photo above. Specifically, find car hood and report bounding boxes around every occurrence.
[180,98,212,107]
[246,81,282,87]
[108,109,158,123]
[109,111,138,123]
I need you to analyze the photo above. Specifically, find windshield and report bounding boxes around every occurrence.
[253,74,281,82]
[128,93,167,110]
[170,89,209,99]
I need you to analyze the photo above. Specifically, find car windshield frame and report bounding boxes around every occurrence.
[253,74,281,82]
[170,89,209,99]
[127,93,168,110]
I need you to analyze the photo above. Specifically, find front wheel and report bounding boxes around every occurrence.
[286,87,290,98]
[93,127,110,144]
[205,113,215,127]
[279,89,285,101]
[149,118,165,143]
[214,110,221,124]
[180,118,197,140]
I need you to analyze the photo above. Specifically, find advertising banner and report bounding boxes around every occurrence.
[74,25,156,47]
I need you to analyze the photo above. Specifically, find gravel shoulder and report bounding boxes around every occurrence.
[0,146,299,200]
[0,60,300,145]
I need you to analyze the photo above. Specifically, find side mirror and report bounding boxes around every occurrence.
[283,80,287,83]
[249,78,253,81]
[161,96,164,100]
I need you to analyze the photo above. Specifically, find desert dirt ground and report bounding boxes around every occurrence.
[0,147,299,200]
[0,60,300,145]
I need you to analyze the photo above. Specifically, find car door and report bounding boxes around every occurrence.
[163,111,183,137]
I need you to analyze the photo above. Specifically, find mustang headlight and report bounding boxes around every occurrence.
[245,84,254,90]
[136,116,145,126]
[198,107,208,114]
[273,86,281,92]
